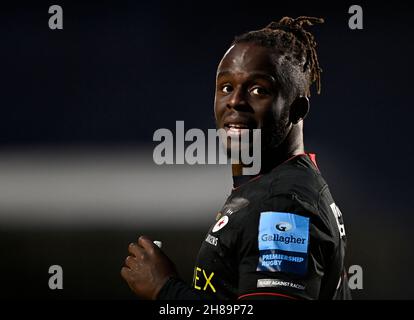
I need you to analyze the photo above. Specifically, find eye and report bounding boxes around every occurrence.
[221,84,233,94]
[250,86,269,96]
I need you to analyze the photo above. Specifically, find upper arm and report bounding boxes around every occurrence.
[237,194,337,300]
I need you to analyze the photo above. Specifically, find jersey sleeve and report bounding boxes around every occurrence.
[157,276,215,300]
[236,193,339,300]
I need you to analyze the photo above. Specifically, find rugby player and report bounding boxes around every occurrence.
[121,16,351,300]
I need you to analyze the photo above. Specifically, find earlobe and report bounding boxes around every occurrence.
[290,96,310,124]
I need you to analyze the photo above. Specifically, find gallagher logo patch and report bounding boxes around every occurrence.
[257,212,309,275]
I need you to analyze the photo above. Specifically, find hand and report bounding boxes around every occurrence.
[120,235,178,300]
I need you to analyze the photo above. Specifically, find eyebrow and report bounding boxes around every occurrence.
[216,70,277,84]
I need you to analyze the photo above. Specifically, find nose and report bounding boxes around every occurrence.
[227,87,250,112]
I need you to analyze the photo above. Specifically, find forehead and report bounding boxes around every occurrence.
[217,42,281,77]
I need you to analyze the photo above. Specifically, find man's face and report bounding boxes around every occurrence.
[214,42,291,154]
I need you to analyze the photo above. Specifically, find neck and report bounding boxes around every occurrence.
[232,122,304,177]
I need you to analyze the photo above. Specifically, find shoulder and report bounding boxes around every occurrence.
[268,154,327,209]
[237,154,340,240]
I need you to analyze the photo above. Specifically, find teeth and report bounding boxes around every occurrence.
[228,124,248,129]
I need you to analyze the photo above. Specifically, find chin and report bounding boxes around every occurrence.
[225,141,254,160]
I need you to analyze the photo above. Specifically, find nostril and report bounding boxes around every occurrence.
[232,102,253,113]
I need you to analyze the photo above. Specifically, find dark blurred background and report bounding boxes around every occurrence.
[0,0,412,299]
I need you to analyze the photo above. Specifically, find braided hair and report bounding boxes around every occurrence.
[233,16,324,97]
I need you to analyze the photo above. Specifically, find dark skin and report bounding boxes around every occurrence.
[215,42,310,175]
[121,42,310,299]
[120,236,178,300]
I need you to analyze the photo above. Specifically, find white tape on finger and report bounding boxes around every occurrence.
[153,241,162,248]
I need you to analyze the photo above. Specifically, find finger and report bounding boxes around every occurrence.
[138,235,156,254]
[120,266,132,280]
[124,255,138,269]
[128,242,143,257]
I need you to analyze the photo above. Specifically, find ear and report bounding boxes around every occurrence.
[289,96,310,124]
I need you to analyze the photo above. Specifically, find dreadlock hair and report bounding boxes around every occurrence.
[233,16,324,98]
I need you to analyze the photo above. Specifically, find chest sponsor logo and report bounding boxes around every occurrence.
[257,211,309,275]
[205,234,218,246]
[212,215,228,233]
[192,266,216,293]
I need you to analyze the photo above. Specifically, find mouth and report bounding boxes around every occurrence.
[223,121,256,136]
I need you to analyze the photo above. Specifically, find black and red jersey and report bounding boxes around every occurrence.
[158,153,351,300]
